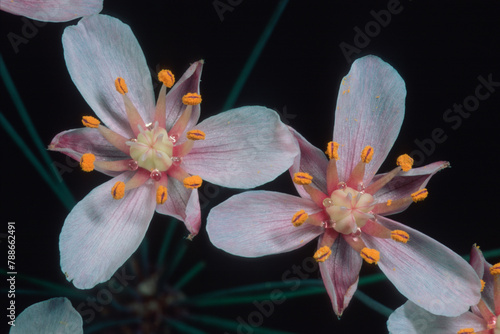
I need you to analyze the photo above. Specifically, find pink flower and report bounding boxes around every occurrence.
[49,14,298,289]
[207,55,481,317]
[388,245,499,334]
[0,0,102,22]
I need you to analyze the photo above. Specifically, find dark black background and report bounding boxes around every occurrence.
[1,1,500,333]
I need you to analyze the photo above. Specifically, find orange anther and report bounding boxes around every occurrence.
[114,77,128,94]
[183,175,202,189]
[158,69,175,88]
[111,181,125,200]
[186,129,206,140]
[397,154,414,172]
[325,141,339,160]
[80,153,96,172]
[411,189,428,202]
[293,172,313,185]
[361,146,374,163]
[182,93,202,105]
[490,262,500,275]
[391,230,410,243]
[156,185,168,204]
[313,246,332,262]
[291,210,308,227]
[360,247,380,264]
[82,116,100,128]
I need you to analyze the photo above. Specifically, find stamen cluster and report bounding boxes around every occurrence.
[292,144,426,265]
[78,70,205,206]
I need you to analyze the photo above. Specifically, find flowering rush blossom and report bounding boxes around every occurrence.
[207,55,481,317]
[49,14,298,289]
[0,0,102,22]
[10,298,82,333]
[388,245,500,334]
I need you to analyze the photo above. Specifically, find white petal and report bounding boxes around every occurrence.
[11,297,83,333]
[63,14,155,137]
[60,173,156,289]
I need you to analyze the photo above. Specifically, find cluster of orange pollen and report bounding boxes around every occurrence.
[79,69,205,205]
[292,141,429,265]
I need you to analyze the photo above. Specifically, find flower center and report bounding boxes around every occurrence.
[127,122,173,172]
[323,185,375,234]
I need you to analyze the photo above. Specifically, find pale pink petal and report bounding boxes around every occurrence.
[206,191,323,257]
[470,245,486,279]
[319,235,362,316]
[289,127,328,198]
[155,176,201,236]
[60,172,156,289]
[63,14,155,137]
[470,246,496,316]
[182,107,299,188]
[49,128,128,177]
[388,301,487,334]
[361,216,481,316]
[0,0,102,22]
[333,55,406,185]
[11,297,83,334]
[165,61,204,134]
[372,161,449,215]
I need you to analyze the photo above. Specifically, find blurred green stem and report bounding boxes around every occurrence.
[174,261,206,290]
[222,0,289,110]
[354,290,393,317]
[0,112,74,211]
[188,314,295,334]
[0,268,85,300]
[0,53,75,210]
[165,318,208,334]
[157,220,178,268]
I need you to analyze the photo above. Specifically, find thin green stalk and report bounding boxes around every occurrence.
[0,112,74,211]
[174,261,206,290]
[0,268,86,300]
[187,279,322,301]
[188,287,325,307]
[156,220,178,268]
[84,318,142,334]
[463,247,500,262]
[358,273,386,287]
[165,240,188,279]
[165,318,208,334]
[140,237,150,275]
[186,246,500,306]
[222,0,289,110]
[7,289,56,297]
[354,290,393,318]
[0,53,75,207]
[188,314,295,334]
